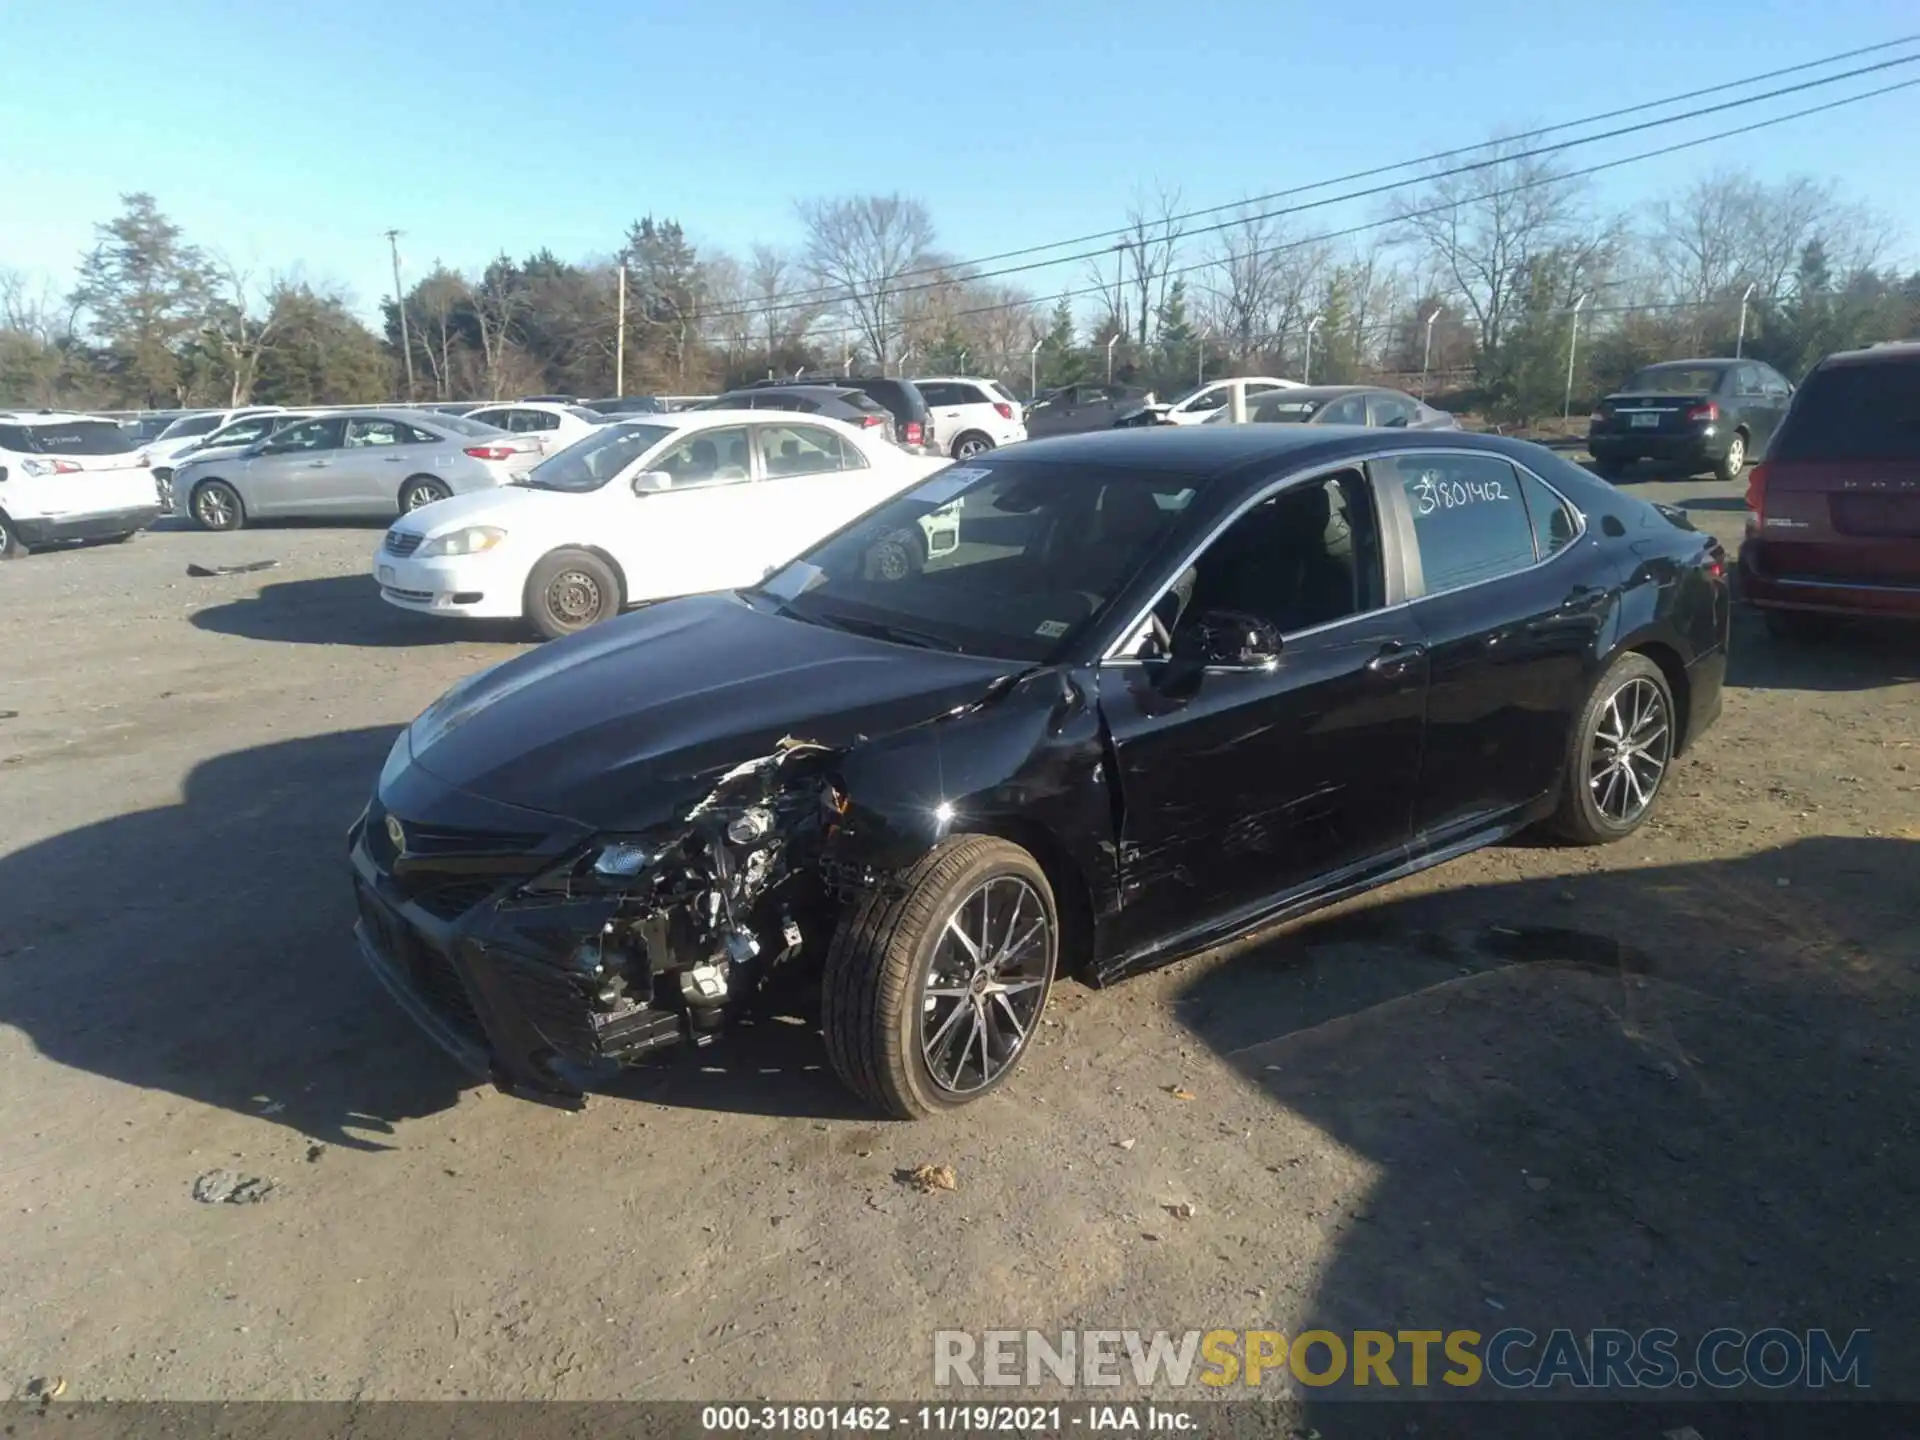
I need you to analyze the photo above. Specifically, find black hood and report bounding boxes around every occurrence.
[405,593,1017,832]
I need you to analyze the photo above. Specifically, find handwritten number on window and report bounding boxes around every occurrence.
[1411,473,1508,517]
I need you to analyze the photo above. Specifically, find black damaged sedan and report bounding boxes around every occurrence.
[350,426,1729,1118]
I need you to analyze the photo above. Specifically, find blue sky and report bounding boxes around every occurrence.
[1,0,1916,317]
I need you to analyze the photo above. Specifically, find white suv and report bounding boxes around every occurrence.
[0,411,163,558]
[913,377,1028,459]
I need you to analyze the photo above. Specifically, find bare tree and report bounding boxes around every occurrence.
[796,194,935,370]
[204,257,286,405]
[469,256,524,401]
[1121,184,1184,348]
[1391,137,1612,360]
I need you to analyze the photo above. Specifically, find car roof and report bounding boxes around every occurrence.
[0,410,120,425]
[1822,339,1920,367]
[1254,385,1386,401]
[1000,422,1518,475]
[1636,358,1741,370]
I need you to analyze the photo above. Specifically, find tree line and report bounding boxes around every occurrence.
[3,141,1916,424]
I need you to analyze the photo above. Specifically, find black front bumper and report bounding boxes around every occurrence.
[347,779,690,1097]
[14,505,161,544]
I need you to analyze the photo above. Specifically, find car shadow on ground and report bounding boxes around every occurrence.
[189,574,529,648]
[1725,605,1920,692]
[1172,835,1919,1424]
[0,727,865,1148]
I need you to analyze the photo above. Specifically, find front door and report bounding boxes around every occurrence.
[609,424,759,601]
[246,416,350,515]
[1097,468,1429,961]
[1369,450,1607,846]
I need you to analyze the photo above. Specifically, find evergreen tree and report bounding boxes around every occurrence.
[67,193,212,405]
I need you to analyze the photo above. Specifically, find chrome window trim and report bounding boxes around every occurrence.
[1096,445,1588,664]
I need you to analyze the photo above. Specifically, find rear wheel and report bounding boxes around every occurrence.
[523,547,621,640]
[1589,454,1626,480]
[1714,432,1748,483]
[868,527,927,581]
[951,431,994,460]
[1548,653,1676,845]
[0,514,27,560]
[190,480,245,531]
[399,476,451,512]
[823,835,1057,1118]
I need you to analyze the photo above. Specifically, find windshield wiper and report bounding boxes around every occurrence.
[787,603,963,653]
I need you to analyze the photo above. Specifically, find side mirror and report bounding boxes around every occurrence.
[1170,609,1283,668]
[630,470,673,494]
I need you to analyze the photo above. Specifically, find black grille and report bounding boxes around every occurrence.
[384,529,424,557]
[413,878,501,921]
[357,882,482,1038]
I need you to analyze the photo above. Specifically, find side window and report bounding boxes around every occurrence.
[1734,366,1764,397]
[918,382,957,407]
[1369,393,1418,428]
[1245,382,1282,396]
[1761,366,1793,398]
[954,383,990,405]
[397,422,439,444]
[1378,454,1538,594]
[758,423,865,476]
[1184,389,1228,412]
[1320,394,1368,425]
[265,417,345,452]
[467,408,506,429]
[1175,470,1383,640]
[346,418,410,447]
[655,426,752,488]
[1517,468,1579,558]
[527,410,561,431]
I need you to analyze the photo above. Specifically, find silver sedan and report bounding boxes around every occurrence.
[170,408,542,531]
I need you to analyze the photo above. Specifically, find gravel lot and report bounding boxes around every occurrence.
[2,478,1916,1414]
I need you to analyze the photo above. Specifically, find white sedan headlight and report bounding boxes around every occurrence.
[415,526,507,558]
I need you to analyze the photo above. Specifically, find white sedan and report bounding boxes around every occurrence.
[373,410,951,639]
[460,400,607,455]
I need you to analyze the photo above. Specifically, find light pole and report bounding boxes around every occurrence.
[1029,336,1044,400]
[1106,333,1120,383]
[1196,323,1212,386]
[1736,281,1758,357]
[614,261,627,398]
[1421,306,1443,399]
[1562,293,1589,421]
[1304,315,1324,386]
[384,229,414,401]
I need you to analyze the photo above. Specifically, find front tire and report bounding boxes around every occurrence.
[0,514,27,560]
[1548,653,1676,845]
[951,431,994,460]
[399,476,452,512]
[523,547,621,640]
[823,835,1058,1119]
[1714,432,1748,484]
[190,480,245,531]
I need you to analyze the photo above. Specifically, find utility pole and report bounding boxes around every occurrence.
[615,261,627,398]
[1106,333,1120,383]
[1562,294,1589,421]
[384,229,414,402]
[1736,281,1758,357]
[1421,306,1444,399]
[1029,336,1043,401]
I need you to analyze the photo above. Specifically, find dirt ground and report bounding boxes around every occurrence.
[1,474,1916,1416]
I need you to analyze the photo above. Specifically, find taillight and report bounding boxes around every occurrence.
[21,457,83,476]
[1685,401,1720,423]
[1745,461,1769,522]
[904,421,923,446]
[857,415,885,429]
[993,402,1013,421]
[464,445,515,461]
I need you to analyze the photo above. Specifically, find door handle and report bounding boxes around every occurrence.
[1366,640,1426,677]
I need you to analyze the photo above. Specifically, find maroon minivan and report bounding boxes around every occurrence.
[1740,341,1920,637]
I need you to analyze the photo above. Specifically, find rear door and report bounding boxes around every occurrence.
[1754,355,1920,587]
[342,416,441,512]
[1373,450,1606,845]
[750,421,904,567]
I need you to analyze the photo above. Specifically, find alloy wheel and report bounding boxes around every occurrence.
[918,875,1053,1095]
[194,486,234,529]
[956,436,990,460]
[1587,676,1671,826]
[1724,434,1746,474]
[404,483,449,511]
[544,568,603,626]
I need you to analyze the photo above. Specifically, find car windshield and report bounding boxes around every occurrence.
[157,414,219,441]
[520,422,674,492]
[0,420,137,455]
[752,459,1204,661]
[1625,365,1724,394]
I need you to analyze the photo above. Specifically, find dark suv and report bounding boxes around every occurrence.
[704,385,898,443]
[749,375,933,453]
[1739,341,1920,636]
[1588,358,1793,482]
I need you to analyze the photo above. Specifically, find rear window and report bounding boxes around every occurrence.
[1624,365,1725,394]
[842,392,889,414]
[157,414,220,441]
[1773,360,1920,462]
[0,421,136,455]
[430,414,497,437]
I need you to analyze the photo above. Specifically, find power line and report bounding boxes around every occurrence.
[890,76,1920,334]
[701,51,1920,327]
[697,36,1920,321]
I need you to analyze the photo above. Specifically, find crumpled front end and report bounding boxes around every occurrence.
[349,736,848,1099]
